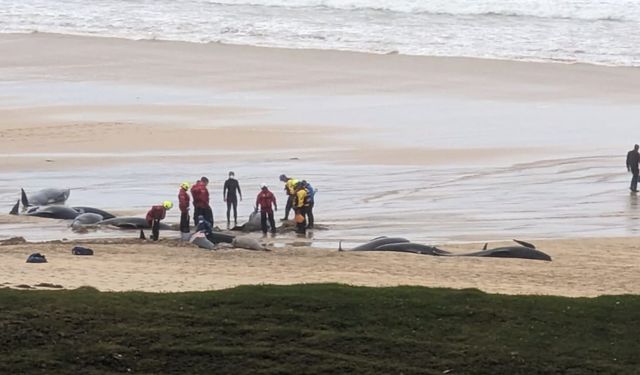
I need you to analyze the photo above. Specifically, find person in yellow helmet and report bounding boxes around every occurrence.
[293,181,309,235]
[146,200,173,241]
[178,182,191,240]
[279,174,299,221]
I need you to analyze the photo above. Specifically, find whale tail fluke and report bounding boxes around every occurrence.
[482,242,488,250]
[10,200,19,215]
[20,188,29,208]
[513,239,536,249]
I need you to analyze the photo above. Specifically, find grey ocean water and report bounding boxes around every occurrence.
[1,0,640,66]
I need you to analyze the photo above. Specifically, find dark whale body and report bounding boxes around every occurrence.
[99,217,172,230]
[21,188,70,207]
[456,246,552,261]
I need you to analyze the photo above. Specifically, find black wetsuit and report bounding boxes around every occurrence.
[627,149,640,192]
[223,178,242,224]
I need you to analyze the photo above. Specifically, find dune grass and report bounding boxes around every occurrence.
[1,284,639,374]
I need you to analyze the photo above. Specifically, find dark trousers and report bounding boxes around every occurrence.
[284,195,294,220]
[295,207,307,234]
[632,168,639,192]
[151,219,160,241]
[306,202,314,228]
[194,206,214,226]
[226,197,238,224]
[180,211,190,233]
[260,211,276,234]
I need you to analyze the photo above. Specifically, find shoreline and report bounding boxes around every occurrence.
[8,31,640,70]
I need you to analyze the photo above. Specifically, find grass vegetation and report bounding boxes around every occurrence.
[1,284,639,374]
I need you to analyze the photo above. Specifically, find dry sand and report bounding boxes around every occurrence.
[1,237,639,297]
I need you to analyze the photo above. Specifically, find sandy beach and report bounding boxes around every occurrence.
[2,32,640,297]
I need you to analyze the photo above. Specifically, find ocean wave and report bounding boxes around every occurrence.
[204,0,638,22]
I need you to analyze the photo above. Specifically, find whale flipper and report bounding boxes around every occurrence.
[513,239,535,249]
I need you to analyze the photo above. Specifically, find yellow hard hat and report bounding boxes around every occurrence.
[163,201,173,209]
[180,182,190,190]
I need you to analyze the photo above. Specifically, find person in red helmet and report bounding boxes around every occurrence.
[256,183,277,235]
[146,200,173,241]
[191,176,213,226]
[178,182,191,240]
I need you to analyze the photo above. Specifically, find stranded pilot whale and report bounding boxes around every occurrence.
[21,188,70,207]
[99,217,172,230]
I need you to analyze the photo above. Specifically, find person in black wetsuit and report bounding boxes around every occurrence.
[223,171,242,227]
[627,144,640,193]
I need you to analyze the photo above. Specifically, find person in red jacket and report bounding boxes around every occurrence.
[191,176,213,226]
[146,200,173,241]
[256,183,277,235]
[178,182,191,239]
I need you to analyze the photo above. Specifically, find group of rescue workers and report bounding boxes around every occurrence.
[144,171,316,241]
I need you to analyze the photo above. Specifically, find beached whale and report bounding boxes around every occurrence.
[19,205,81,220]
[21,188,70,207]
[340,237,410,251]
[374,242,451,255]
[452,240,552,261]
[71,213,104,230]
[232,236,268,251]
[99,217,172,230]
[72,207,116,220]
[453,246,551,261]
[232,211,271,232]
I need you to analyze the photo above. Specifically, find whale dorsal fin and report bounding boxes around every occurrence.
[513,239,535,249]
[9,200,19,215]
[482,243,488,250]
[20,188,29,208]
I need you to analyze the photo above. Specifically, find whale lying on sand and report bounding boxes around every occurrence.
[10,200,116,221]
[232,211,270,232]
[346,237,411,251]
[71,213,104,231]
[14,204,81,220]
[340,237,551,261]
[99,217,172,230]
[72,207,116,220]
[453,246,552,261]
[232,236,268,251]
[451,240,552,261]
[340,237,449,255]
[21,188,70,207]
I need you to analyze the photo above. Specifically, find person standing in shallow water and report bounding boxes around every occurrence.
[627,144,640,193]
[178,182,190,240]
[191,177,213,226]
[223,171,242,227]
[256,183,277,235]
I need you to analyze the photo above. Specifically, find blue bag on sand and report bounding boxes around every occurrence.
[26,253,47,263]
[72,246,94,256]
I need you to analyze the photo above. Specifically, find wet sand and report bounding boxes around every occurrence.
[1,237,639,297]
